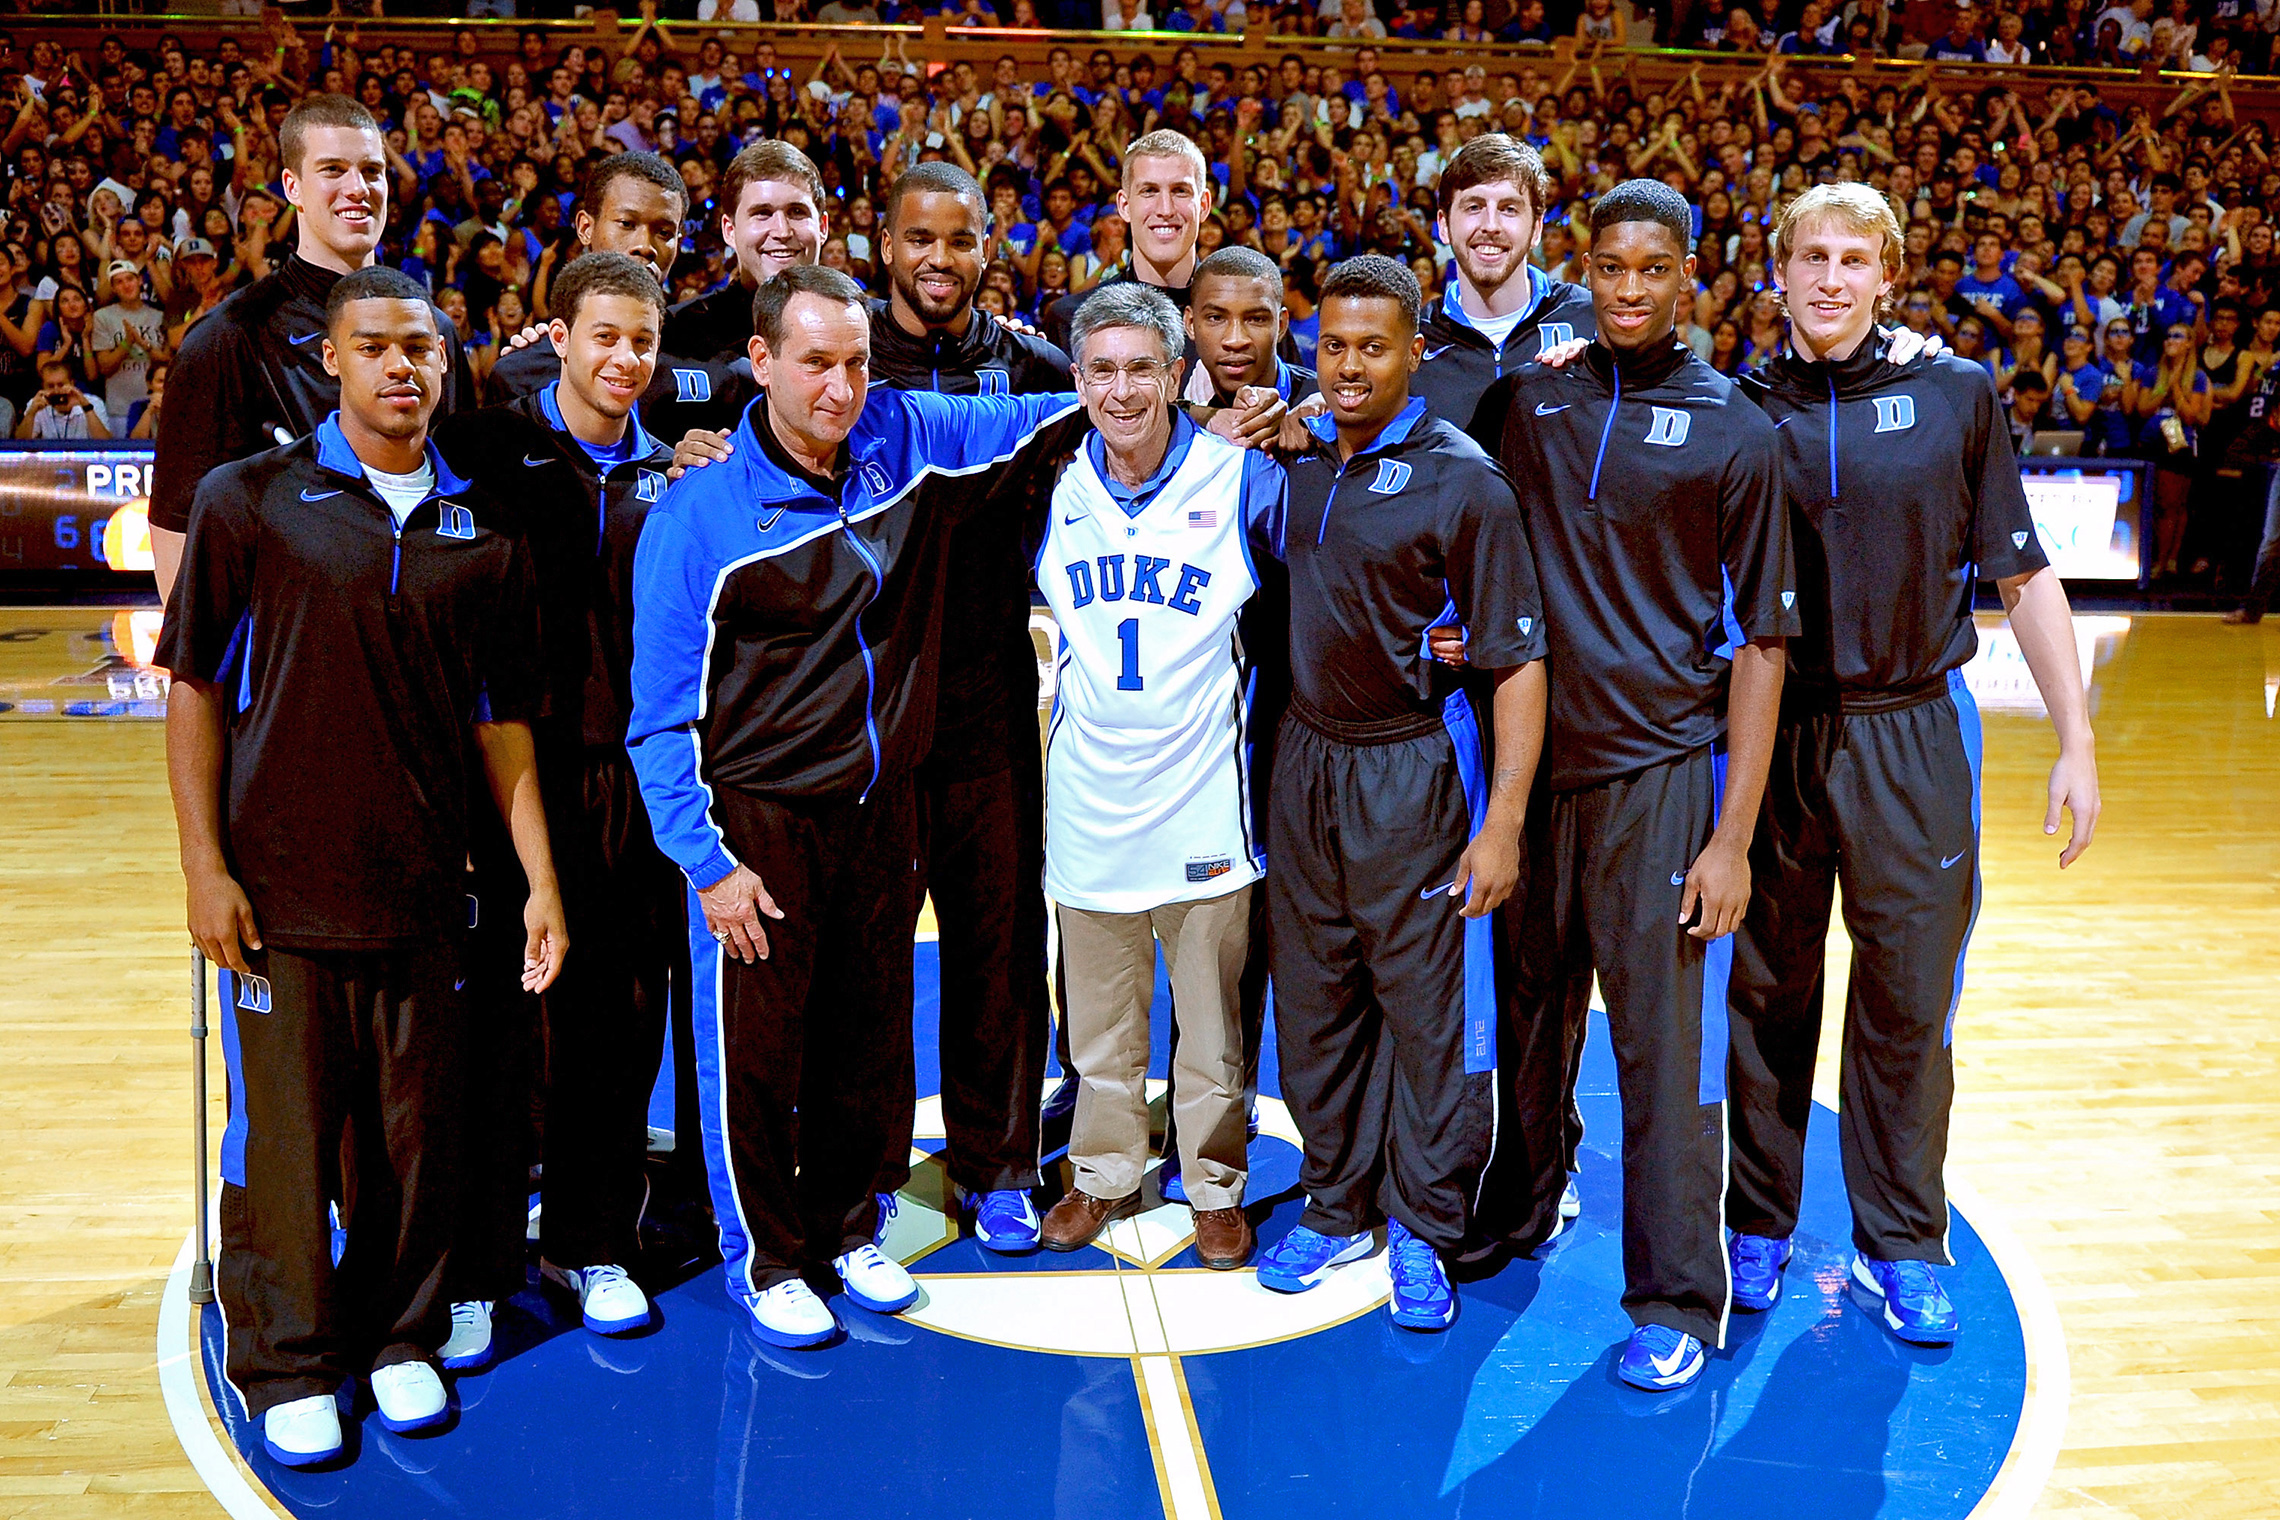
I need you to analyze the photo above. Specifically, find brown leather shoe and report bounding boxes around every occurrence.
[1193,1206,1255,1270]
[1041,1189,1142,1252]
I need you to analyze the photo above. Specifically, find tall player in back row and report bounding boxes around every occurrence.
[1721,184,2100,1344]
[151,93,473,607]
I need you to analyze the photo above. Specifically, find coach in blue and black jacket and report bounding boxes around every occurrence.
[624,263,1087,1350]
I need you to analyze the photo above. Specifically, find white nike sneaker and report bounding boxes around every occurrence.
[833,1243,920,1314]
[1560,1177,1582,1220]
[540,1261,653,1336]
[439,1300,493,1370]
[261,1393,343,1467]
[748,1278,837,1348]
[368,1362,449,1433]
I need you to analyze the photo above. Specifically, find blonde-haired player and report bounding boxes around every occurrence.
[1721,181,2100,1343]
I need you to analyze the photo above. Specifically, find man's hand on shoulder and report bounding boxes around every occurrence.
[1208,384,1288,449]
[1884,325,1948,364]
[1538,336,1590,368]
[502,321,549,355]
[667,428,733,479]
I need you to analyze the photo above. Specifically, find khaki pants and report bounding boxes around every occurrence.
[1057,885,1252,1212]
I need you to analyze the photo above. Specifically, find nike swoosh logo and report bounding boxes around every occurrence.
[299,488,341,501]
[1064,513,1086,525]
[1940,851,1967,869]
[523,453,550,467]
[454,978,466,991]
[1649,1341,1693,1377]
[1773,416,1793,429]
[1423,345,1454,360]
[757,507,787,531]
[1670,871,1686,886]
[1536,402,1571,415]
[289,332,320,346]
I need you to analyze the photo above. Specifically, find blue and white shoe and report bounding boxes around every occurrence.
[1159,1165,1187,1205]
[835,1244,920,1314]
[1618,1325,1708,1391]
[541,1261,653,1335]
[1386,1219,1456,1331]
[872,1192,899,1244]
[439,1300,493,1370]
[970,1189,1040,1254]
[368,1362,449,1434]
[1730,1233,1793,1312]
[748,1279,837,1349]
[261,1392,344,1468]
[1851,1254,1960,1345]
[1560,1177,1581,1220]
[1254,1225,1376,1293]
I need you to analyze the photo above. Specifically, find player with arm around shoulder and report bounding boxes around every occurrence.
[1250,255,1550,1336]
[1717,184,2098,1345]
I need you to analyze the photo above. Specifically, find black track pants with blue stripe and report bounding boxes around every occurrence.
[1267,698,1498,1255]
[1502,745,1737,1347]
[1725,675,1982,1265]
[694,777,923,1300]
[215,942,464,1415]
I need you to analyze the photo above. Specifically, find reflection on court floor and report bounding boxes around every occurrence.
[184,944,2036,1520]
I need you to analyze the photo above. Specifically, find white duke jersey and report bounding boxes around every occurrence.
[1039,420,1273,914]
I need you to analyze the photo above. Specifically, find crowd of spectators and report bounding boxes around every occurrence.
[0,8,2275,583]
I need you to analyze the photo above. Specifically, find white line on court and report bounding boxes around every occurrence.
[1952,1170,2071,1520]
[157,1230,293,1520]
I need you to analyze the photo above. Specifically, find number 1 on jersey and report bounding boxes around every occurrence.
[1116,617,1144,691]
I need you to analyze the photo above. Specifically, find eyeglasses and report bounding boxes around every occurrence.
[1078,357,1171,389]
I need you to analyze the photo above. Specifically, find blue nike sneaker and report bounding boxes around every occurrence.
[1618,1324,1708,1391]
[873,1192,899,1245]
[1386,1219,1456,1331]
[1851,1254,1961,1345]
[970,1189,1040,1254]
[1255,1225,1376,1293]
[1730,1232,1793,1312]
[1159,1165,1187,1204]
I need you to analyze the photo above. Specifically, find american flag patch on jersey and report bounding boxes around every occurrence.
[1187,508,1217,529]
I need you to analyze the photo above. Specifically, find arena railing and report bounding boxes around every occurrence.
[9,14,2279,125]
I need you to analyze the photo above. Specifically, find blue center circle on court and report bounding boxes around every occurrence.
[186,944,2033,1519]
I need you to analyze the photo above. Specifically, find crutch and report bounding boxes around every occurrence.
[189,947,214,1305]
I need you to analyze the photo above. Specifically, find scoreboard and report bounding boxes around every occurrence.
[0,442,157,576]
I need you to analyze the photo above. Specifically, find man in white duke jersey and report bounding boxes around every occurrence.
[1036,283,1284,1272]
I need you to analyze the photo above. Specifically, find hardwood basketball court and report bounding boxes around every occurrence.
[1,606,2276,1518]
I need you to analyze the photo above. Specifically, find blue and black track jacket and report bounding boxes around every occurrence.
[436,383,676,752]
[1738,338,2047,706]
[626,386,1085,890]
[153,415,539,948]
[1415,266,1598,448]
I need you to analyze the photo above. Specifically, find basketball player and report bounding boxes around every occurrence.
[1154,242,1313,1205]
[1494,180,1796,1392]
[1043,129,1305,383]
[1414,135,1597,443]
[864,162,1071,1254]
[625,265,1093,1349]
[1036,283,1283,1270]
[1183,246,1318,409]
[1252,255,1548,1334]
[434,253,681,1366]
[151,94,473,605]
[157,266,563,1466]
[644,141,827,439]
[489,153,688,398]
[1721,184,2099,1343]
